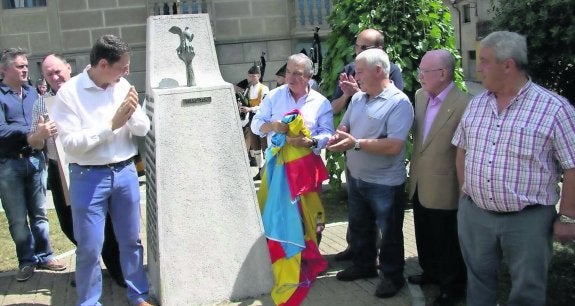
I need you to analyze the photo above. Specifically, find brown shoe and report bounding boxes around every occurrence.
[37,259,68,271]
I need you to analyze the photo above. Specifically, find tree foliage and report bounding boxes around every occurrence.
[490,0,575,105]
[322,0,463,190]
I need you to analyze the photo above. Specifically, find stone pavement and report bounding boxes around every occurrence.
[0,176,426,306]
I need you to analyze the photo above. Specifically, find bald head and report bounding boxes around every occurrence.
[355,29,385,55]
[426,49,455,78]
[41,54,71,93]
[418,49,455,96]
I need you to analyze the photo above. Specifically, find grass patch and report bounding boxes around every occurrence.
[320,187,348,224]
[0,209,75,272]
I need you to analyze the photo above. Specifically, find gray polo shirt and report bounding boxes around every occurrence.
[341,84,413,186]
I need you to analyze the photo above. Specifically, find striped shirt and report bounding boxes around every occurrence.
[30,95,58,160]
[452,80,575,212]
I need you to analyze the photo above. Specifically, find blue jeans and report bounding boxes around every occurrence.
[0,153,52,268]
[347,174,405,280]
[69,162,149,306]
[458,195,555,306]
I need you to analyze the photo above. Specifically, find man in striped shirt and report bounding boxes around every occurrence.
[452,31,575,306]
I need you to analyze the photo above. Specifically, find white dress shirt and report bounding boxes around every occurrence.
[51,68,150,165]
[250,84,334,154]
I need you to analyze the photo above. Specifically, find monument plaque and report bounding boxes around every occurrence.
[145,14,273,305]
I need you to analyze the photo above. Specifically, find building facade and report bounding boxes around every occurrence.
[444,0,497,81]
[0,0,331,91]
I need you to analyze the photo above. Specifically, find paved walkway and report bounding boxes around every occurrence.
[0,177,426,306]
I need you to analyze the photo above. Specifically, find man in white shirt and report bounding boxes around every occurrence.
[51,35,152,306]
[251,53,333,153]
[27,54,126,288]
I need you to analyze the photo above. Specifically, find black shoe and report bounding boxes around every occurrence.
[433,292,463,306]
[375,277,405,298]
[334,248,353,261]
[114,277,127,288]
[253,173,261,181]
[249,156,257,167]
[336,265,378,281]
[109,273,128,288]
[407,274,430,285]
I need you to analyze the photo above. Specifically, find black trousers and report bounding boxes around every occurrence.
[412,190,466,294]
[48,159,124,280]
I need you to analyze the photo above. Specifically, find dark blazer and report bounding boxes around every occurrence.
[409,86,470,210]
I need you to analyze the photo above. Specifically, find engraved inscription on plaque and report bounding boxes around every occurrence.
[182,96,212,106]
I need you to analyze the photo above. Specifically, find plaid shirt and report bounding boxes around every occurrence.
[452,80,575,212]
[30,95,58,160]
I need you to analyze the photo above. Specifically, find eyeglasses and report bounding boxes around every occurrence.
[417,68,444,75]
[354,44,378,51]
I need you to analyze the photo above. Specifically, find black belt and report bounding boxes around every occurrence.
[465,195,543,214]
[1,148,41,159]
[74,158,134,169]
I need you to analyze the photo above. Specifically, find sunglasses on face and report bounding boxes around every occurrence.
[355,44,378,51]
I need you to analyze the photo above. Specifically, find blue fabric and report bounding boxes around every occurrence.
[0,152,51,268]
[0,82,38,156]
[69,162,149,306]
[269,112,298,153]
[262,152,305,259]
[347,174,405,280]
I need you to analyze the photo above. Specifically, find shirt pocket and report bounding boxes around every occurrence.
[507,127,547,158]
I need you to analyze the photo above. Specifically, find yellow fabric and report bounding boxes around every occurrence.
[257,111,326,305]
[270,112,312,159]
[248,83,264,107]
[270,253,301,304]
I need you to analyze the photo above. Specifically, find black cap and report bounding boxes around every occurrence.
[275,63,287,77]
[248,64,261,75]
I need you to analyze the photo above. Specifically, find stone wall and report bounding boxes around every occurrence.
[1,0,330,92]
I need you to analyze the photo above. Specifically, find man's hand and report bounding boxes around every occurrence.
[271,121,288,133]
[28,115,58,149]
[239,105,252,113]
[326,126,355,152]
[554,218,575,244]
[339,73,360,97]
[37,115,58,139]
[286,132,313,148]
[112,86,138,131]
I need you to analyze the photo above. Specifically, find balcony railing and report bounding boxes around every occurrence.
[2,0,46,9]
[296,0,331,28]
[147,0,209,16]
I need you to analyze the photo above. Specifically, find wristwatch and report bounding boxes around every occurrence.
[311,138,318,149]
[353,139,361,151]
[558,214,575,224]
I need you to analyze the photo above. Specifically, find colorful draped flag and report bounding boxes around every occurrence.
[257,109,328,306]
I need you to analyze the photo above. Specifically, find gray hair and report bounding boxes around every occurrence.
[355,48,390,77]
[481,31,528,71]
[435,49,456,79]
[287,53,314,78]
[1,47,28,70]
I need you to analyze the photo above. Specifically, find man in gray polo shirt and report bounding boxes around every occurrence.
[327,48,413,298]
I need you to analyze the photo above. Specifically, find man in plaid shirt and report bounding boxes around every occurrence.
[452,31,575,306]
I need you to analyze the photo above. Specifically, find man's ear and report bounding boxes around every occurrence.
[97,58,108,69]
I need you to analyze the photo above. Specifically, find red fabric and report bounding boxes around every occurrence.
[285,153,328,200]
[267,240,287,264]
[279,240,327,306]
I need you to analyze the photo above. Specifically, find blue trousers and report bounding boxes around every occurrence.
[347,174,405,281]
[458,195,555,306]
[0,153,53,268]
[69,162,149,306]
